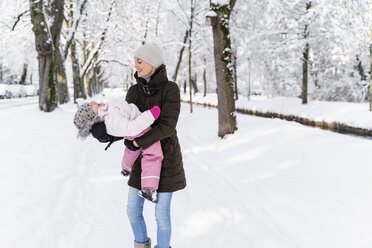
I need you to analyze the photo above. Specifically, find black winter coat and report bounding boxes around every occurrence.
[126,65,186,192]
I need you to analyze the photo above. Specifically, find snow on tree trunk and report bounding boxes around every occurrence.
[188,0,195,113]
[70,40,86,103]
[370,34,372,111]
[203,57,207,97]
[302,1,311,105]
[30,0,65,112]
[18,64,28,85]
[172,30,189,85]
[55,47,69,104]
[209,0,237,138]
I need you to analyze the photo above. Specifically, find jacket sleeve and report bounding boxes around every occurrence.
[103,103,156,137]
[135,83,180,149]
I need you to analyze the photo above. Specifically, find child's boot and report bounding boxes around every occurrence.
[138,187,157,203]
[134,238,151,248]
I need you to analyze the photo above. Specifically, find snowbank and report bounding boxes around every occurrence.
[0,84,37,99]
[181,92,372,130]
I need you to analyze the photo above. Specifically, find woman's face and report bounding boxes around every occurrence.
[134,57,155,78]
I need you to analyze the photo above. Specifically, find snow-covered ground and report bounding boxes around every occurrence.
[182,92,372,130]
[1,91,372,248]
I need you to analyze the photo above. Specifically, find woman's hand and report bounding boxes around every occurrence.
[124,139,140,151]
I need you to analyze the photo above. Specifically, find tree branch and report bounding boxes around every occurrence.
[11,10,29,31]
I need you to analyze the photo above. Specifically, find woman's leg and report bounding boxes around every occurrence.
[127,186,148,243]
[155,192,173,248]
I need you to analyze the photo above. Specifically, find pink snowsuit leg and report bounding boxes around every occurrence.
[140,140,163,191]
[121,147,141,172]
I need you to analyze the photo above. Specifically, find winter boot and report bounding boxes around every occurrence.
[121,169,130,177]
[138,187,158,203]
[134,238,151,248]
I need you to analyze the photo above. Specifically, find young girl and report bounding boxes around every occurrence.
[73,100,163,203]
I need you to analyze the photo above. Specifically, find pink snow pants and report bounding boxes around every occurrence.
[121,127,163,191]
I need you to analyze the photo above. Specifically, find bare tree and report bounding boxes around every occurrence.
[208,0,237,137]
[188,0,195,113]
[65,0,88,102]
[172,30,189,84]
[302,1,311,104]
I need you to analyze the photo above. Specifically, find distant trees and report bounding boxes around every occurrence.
[1,0,371,116]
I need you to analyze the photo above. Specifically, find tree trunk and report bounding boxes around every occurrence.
[232,47,238,100]
[209,1,237,137]
[191,73,198,94]
[203,57,207,97]
[370,32,372,111]
[18,63,28,85]
[188,32,193,113]
[172,30,189,84]
[0,61,3,83]
[70,40,86,103]
[66,0,87,103]
[188,0,195,113]
[302,1,311,105]
[55,48,69,103]
[38,54,57,111]
[155,0,161,37]
[30,0,64,112]
[302,42,309,104]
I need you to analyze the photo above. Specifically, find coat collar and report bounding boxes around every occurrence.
[134,64,168,90]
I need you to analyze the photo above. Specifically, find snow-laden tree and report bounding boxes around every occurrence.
[231,0,371,103]
[29,0,65,112]
[208,0,237,137]
[0,0,37,86]
[64,0,88,102]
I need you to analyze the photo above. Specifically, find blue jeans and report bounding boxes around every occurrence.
[127,186,173,248]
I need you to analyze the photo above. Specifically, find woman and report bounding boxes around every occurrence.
[92,43,186,248]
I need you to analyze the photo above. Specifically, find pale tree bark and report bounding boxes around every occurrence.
[203,57,207,97]
[65,0,88,102]
[30,0,64,112]
[188,0,195,113]
[70,39,86,102]
[142,4,151,44]
[55,46,69,104]
[302,1,311,104]
[232,46,238,100]
[155,0,161,37]
[209,0,237,137]
[370,27,372,111]
[172,30,189,85]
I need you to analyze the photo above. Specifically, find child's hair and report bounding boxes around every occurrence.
[73,102,101,139]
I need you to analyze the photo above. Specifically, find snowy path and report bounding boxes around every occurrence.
[1,98,372,248]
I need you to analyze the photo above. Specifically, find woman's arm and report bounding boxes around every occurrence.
[134,83,180,149]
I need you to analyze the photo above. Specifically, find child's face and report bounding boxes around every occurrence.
[90,101,104,115]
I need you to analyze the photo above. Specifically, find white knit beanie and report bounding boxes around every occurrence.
[134,43,165,69]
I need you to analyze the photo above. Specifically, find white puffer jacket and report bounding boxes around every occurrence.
[98,100,155,137]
